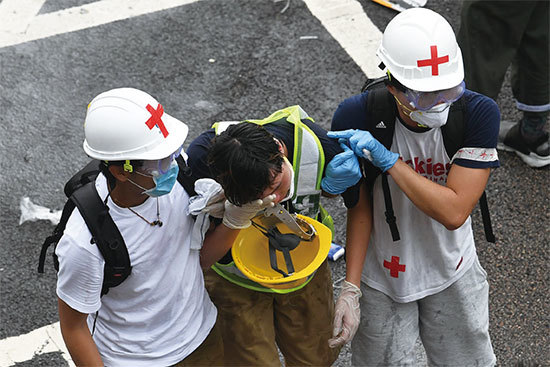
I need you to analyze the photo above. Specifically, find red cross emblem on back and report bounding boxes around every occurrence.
[145,103,169,138]
[417,45,449,76]
[384,256,406,278]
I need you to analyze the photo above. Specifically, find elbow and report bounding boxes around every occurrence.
[442,213,469,231]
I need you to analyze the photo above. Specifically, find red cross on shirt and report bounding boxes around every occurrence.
[417,45,449,76]
[384,256,406,278]
[145,103,169,138]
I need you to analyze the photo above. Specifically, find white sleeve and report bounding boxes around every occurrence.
[56,231,104,314]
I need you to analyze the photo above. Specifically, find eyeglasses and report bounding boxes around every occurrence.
[138,146,183,175]
[404,81,465,111]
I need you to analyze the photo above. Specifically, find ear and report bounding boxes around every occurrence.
[108,165,130,182]
[274,138,289,157]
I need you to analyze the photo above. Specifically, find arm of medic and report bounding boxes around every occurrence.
[328,182,372,348]
[58,298,103,366]
[194,179,276,268]
[327,129,490,230]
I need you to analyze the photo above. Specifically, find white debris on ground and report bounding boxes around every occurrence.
[19,197,61,226]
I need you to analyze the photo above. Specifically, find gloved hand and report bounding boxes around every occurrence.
[328,130,399,172]
[321,143,362,194]
[328,280,362,348]
[222,194,277,229]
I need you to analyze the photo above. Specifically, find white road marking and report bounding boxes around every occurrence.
[0,322,74,367]
[0,0,383,364]
[303,0,385,78]
[0,0,202,48]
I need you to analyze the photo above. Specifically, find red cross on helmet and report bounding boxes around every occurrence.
[83,88,188,161]
[376,8,464,92]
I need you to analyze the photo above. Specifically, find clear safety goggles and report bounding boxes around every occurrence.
[404,81,465,111]
[138,146,183,175]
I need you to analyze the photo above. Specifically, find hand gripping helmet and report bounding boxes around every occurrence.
[376,8,464,92]
[231,213,332,291]
[83,88,189,161]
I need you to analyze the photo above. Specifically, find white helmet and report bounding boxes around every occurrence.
[83,88,189,161]
[376,8,464,92]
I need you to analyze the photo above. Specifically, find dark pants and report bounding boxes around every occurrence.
[458,1,549,111]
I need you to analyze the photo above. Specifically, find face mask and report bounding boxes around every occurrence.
[280,157,295,202]
[144,162,179,197]
[130,161,179,197]
[409,102,451,128]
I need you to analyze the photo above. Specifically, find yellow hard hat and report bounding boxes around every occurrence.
[231,214,331,290]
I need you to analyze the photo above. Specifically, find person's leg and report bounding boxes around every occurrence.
[274,260,341,367]
[204,269,280,367]
[503,1,550,167]
[458,0,530,99]
[418,256,496,367]
[351,282,418,366]
[173,322,223,367]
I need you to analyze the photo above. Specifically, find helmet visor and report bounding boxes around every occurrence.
[139,146,183,175]
[405,81,465,111]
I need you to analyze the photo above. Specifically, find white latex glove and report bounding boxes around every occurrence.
[328,280,362,348]
[222,194,277,229]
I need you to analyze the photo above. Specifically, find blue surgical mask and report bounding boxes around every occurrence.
[144,163,179,197]
[130,161,179,197]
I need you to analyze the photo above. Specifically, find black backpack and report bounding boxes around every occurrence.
[360,76,495,243]
[38,156,197,295]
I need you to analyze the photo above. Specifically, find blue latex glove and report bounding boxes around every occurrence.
[327,129,399,172]
[321,143,362,194]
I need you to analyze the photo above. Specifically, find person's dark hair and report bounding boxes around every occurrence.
[208,123,283,206]
[100,160,144,190]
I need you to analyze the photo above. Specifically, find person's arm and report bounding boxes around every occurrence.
[344,181,372,286]
[57,298,103,367]
[328,181,371,348]
[387,160,490,230]
[199,223,239,269]
[328,129,491,230]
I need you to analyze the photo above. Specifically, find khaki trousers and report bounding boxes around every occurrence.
[204,260,341,366]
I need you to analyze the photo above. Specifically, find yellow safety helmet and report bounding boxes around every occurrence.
[231,213,331,290]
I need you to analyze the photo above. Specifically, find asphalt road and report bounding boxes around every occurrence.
[0,0,548,366]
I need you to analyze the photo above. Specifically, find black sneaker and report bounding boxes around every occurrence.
[498,120,550,168]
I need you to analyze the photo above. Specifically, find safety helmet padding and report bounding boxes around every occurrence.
[376,8,464,92]
[232,214,331,290]
[83,88,189,161]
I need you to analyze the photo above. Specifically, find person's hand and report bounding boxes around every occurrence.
[328,130,399,172]
[222,194,277,229]
[321,143,362,194]
[328,280,362,348]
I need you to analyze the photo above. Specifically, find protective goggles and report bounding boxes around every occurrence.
[404,81,465,111]
[138,146,183,175]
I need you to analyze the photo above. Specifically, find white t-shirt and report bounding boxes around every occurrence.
[363,121,477,303]
[56,174,217,367]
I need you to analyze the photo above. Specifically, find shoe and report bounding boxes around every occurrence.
[497,120,550,168]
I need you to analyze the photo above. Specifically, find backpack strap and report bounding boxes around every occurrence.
[441,97,495,243]
[365,86,401,241]
[38,199,76,273]
[70,182,131,296]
